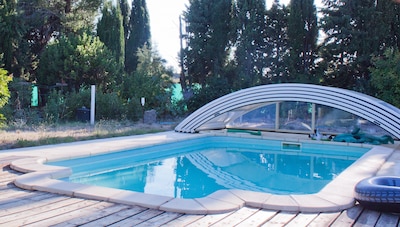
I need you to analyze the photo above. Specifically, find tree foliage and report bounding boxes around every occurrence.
[264,0,289,83]
[125,0,151,73]
[0,0,25,76]
[121,46,173,116]
[97,0,125,66]
[36,33,120,92]
[0,67,12,111]
[370,48,400,108]
[287,0,318,83]
[319,0,381,92]
[183,0,234,87]
[233,0,267,88]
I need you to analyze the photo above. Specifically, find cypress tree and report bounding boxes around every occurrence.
[119,0,131,42]
[287,0,318,83]
[97,0,125,66]
[265,0,290,83]
[184,0,233,86]
[125,0,151,73]
[234,0,267,88]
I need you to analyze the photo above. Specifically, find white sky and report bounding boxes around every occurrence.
[146,0,322,72]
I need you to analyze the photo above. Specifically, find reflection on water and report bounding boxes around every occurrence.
[68,148,357,198]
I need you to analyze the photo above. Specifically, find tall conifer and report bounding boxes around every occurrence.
[97,1,125,66]
[320,0,381,92]
[184,0,233,86]
[265,0,289,83]
[234,0,267,88]
[287,0,318,83]
[125,0,151,73]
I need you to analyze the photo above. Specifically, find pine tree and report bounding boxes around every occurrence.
[233,0,267,88]
[125,0,151,73]
[287,0,318,83]
[320,0,380,92]
[183,0,234,86]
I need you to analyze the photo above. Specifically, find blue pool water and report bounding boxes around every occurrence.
[49,136,369,199]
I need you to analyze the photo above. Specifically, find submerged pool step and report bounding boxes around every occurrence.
[281,142,302,151]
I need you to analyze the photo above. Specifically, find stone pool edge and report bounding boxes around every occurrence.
[9,131,397,215]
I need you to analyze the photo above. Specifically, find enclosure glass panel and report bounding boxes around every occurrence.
[228,103,276,130]
[315,104,392,136]
[278,101,312,131]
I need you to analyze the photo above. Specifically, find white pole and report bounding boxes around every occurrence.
[90,85,95,125]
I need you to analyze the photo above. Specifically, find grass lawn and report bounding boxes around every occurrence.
[0,120,175,150]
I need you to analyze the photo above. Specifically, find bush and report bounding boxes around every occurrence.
[43,87,142,123]
[95,92,126,120]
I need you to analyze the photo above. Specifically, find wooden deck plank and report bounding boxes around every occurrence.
[135,212,184,227]
[0,197,89,225]
[307,212,341,227]
[374,212,400,227]
[0,188,35,200]
[162,214,205,226]
[0,194,69,218]
[67,205,147,227]
[260,211,297,227]
[285,212,318,227]
[29,202,132,227]
[353,209,381,227]
[211,207,261,226]
[107,208,165,226]
[186,211,235,226]
[4,198,100,226]
[330,206,363,227]
[235,209,277,227]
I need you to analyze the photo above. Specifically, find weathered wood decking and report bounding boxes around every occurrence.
[1,165,399,227]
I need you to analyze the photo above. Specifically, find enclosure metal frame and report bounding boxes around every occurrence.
[175,83,400,139]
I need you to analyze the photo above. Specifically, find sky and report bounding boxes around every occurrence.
[146,0,322,72]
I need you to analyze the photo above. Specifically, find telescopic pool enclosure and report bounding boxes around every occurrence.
[175,83,400,140]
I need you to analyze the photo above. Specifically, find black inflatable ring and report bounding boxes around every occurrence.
[354,176,400,213]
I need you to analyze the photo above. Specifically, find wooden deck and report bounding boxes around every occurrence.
[1,165,399,227]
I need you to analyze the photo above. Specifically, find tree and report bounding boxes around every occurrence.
[125,0,151,73]
[286,0,318,83]
[370,48,400,108]
[119,0,131,43]
[0,66,12,121]
[36,32,120,92]
[375,0,400,51]
[121,45,173,116]
[183,0,234,86]
[0,0,25,75]
[97,0,125,66]
[319,0,380,92]
[233,0,267,88]
[265,0,290,83]
[17,0,102,54]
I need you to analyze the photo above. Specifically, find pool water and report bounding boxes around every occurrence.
[49,136,368,199]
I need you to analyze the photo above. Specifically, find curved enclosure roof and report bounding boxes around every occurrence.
[175,83,400,139]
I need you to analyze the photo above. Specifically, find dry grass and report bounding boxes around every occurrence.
[0,120,175,150]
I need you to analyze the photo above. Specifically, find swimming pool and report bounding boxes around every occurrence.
[12,131,394,214]
[49,136,368,199]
